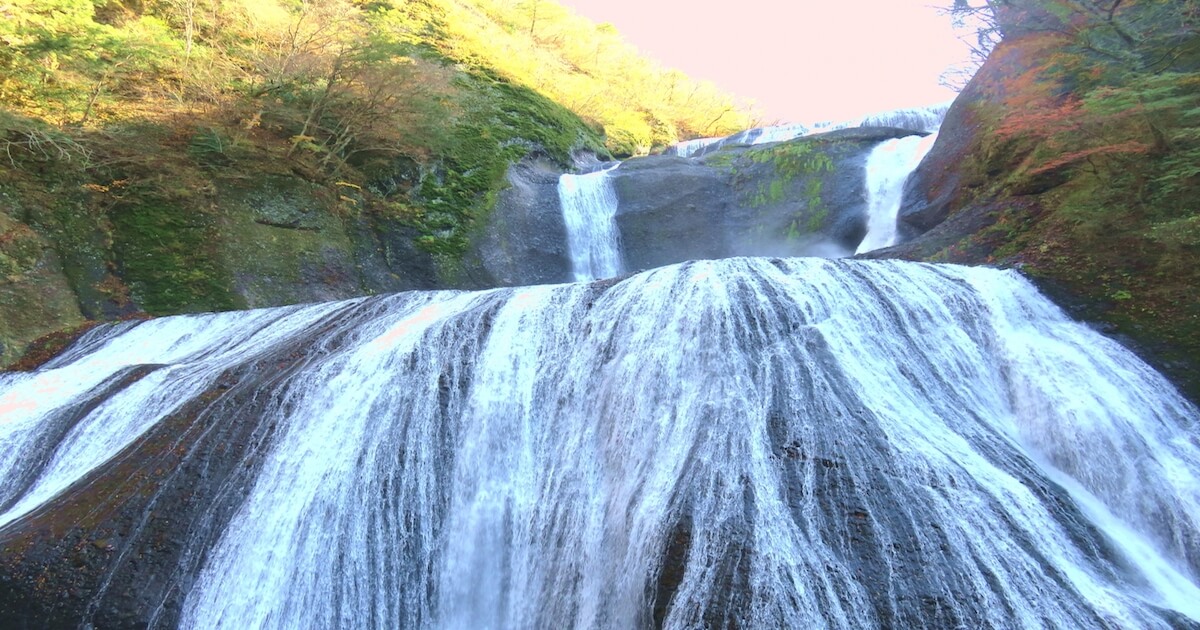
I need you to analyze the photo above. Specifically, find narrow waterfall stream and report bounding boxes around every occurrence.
[855,133,939,253]
[558,164,623,281]
[1,258,1198,629]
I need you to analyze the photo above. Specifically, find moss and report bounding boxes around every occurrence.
[743,139,836,210]
[110,200,235,314]
[0,220,41,278]
[700,150,737,168]
[0,183,90,366]
[214,176,363,308]
[406,72,608,272]
[732,138,839,242]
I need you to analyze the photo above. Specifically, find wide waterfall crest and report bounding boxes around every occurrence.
[665,102,949,158]
[0,258,1197,629]
[558,163,623,281]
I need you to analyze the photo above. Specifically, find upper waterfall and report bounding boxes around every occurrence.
[665,103,949,158]
[0,257,1197,629]
[856,133,940,253]
[558,163,623,281]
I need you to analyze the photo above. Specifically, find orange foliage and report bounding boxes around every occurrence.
[1027,140,1152,175]
[995,97,1084,140]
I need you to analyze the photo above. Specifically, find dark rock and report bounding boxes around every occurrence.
[609,155,732,271]
[612,135,904,273]
[462,155,575,287]
[364,155,421,199]
[350,214,439,294]
[809,126,929,143]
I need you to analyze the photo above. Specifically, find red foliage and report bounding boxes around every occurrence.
[1027,140,1153,175]
[995,97,1084,140]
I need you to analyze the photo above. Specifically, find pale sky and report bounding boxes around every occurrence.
[556,0,973,125]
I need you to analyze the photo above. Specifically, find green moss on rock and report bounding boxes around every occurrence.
[110,200,235,315]
[0,211,86,366]
[215,175,365,308]
[407,73,608,275]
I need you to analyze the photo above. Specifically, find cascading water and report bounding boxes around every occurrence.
[0,300,351,527]
[1,257,1198,629]
[664,103,950,158]
[664,136,723,158]
[558,164,623,281]
[853,102,951,133]
[855,132,939,253]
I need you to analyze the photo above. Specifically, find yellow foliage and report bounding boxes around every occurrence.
[234,0,291,31]
[0,0,753,156]
[423,0,757,153]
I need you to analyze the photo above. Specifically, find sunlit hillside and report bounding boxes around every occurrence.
[0,0,758,363]
[427,0,758,153]
[0,0,755,156]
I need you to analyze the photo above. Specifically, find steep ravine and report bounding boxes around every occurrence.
[879,0,1200,403]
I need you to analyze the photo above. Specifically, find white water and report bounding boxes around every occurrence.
[668,136,724,158]
[666,103,949,158]
[559,164,623,281]
[1,258,1197,629]
[855,133,939,253]
[819,102,951,135]
[0,300,350,527]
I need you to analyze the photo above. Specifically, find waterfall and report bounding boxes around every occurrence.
[0,300,352,527]
[1,257,1198,629]
[856,102,951,133]
[855,133,939,253]
[664,103,950,159]
[665,137,723,158]
[558,164,623,281]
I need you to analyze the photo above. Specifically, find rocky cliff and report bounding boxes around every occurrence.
[883,0,1200,401]
[612,128,920,273]
[465,127,923,286]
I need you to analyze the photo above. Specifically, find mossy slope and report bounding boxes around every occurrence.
[890,0,1200,402]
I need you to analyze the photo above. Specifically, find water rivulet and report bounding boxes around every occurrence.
[1,258,1198,629]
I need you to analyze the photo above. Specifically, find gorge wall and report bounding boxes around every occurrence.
[467,126,929,286]
[883,0,1200,401]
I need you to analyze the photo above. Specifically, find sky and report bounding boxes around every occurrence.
[556,0,974,125]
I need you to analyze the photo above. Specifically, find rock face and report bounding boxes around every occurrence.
[458,128,918,285]
[612,128,920,274]
[1,126,903,365]
[461,155,575,286]
[0,170,447,367]
[210,174,445,306]
[610,156,739,270]
[0,208,87,365]
[895,30,1059,241]
[883,0,1200,403]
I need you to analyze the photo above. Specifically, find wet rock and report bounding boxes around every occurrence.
[462,154,574,287]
